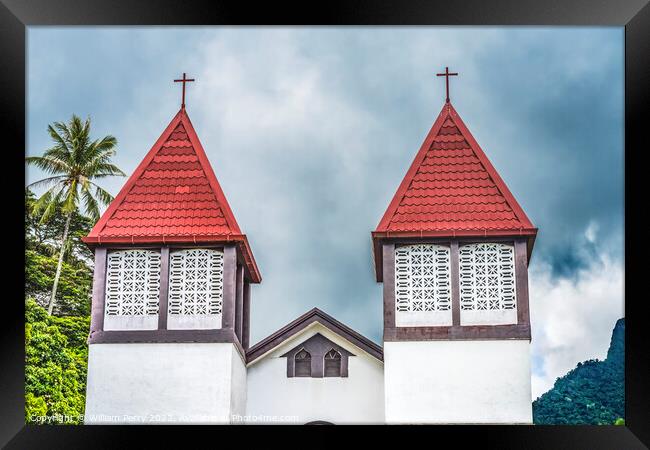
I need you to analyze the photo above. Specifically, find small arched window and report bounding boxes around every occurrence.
[324,349,342,377]
[294,349,311,377]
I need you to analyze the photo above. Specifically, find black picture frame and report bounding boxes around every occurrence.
[2,0,648,447]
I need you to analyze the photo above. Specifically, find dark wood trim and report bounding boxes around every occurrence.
[450,241,460,326]
[391,236,518,246]
[395,239,452,248]
[86,245,248,360]
[384,323,530,341]
[340,352,349,378]
[373,233,537,281]
[242,281,251,349]
[381,238,532,342]
[382,243,396,331]
[515,238,531,328]
[221,244,237,331]
[235,264,244,342]
[157,246,170,330]
[281,333,353,378]
[247,308,383,363]
[89,328,233,343]
[88,328,246,362]
[94,243,226,251]
[88,247,107,338]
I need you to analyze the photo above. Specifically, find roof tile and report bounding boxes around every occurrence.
[375,102,535,234]
[86,108,242,241]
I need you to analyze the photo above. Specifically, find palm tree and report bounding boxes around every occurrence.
[26,115,125,315]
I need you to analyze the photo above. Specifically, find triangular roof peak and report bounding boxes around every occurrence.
[84,107,261,283]
[246,308,383,364]
[372,101,537,280]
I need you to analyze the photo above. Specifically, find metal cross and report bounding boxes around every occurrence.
[436,67,458,103]
[174,73,195,109]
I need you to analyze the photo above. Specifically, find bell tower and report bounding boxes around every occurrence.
[373,71,537,424]
[82,75,260,424]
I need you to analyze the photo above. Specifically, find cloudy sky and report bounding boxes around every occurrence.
[26,27,624,399]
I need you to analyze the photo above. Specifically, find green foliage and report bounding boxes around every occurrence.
[533,319,625,425]
[24,188,94,424]
[25,189,94,264]
[25,188,94,317]
[25,115,124,223]
[25,249,92,316]
[25,299,90,424]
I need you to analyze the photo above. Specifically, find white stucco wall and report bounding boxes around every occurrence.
[85,342,246,424]
[384,340,532,424]
[245,323,384,424]
[396,310,453,327]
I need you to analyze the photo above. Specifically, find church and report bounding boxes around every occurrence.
[82,70,538,424]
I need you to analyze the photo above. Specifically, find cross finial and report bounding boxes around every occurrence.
[436,67,458,103]
[174,72,195,109]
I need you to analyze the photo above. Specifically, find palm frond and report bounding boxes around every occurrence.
[93,135,117,152]
[26,155,71,175]
[26,176,66,190]
[34,185,66,224]
[90,183,115,206]
[29,114,125,227]
[85,161,126,179]
[53,121,72,146]
[61,179,79,215]
[81,187,100,222]
[41,145,72,162]
[47,124,71,155]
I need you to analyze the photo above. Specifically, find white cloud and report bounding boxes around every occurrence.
[585,220,599,244]
[529,246,624,399]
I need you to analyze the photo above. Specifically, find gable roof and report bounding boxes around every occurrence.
[372,101,537,281]
[246,308,383,363]
[83,107,261,283]
[279,333,354,358]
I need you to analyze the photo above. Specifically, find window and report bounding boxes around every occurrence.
[459,243,517,325]
[394,244,452,326]
[168,248,224,330]
[294,349,311,377]
[104,249,161,330]
[324,349,342,377]
[282,333,353,378]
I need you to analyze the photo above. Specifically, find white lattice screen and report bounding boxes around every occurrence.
[459,243,517,325]
[104,250,161,330]
[394,244,452,326]
[167,248,223,329]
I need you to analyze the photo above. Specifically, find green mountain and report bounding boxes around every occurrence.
[533,318,624,425]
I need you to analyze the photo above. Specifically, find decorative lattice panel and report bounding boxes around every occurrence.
[105,250,161,316]
[459,243,516,311]
[168,249,224,317]
[394,244,451,313]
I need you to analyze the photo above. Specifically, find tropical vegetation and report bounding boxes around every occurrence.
[26,115,124,315]
[533,318,625,425]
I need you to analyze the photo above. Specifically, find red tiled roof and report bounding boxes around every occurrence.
[372,101,537,280]
[83,108,261,283]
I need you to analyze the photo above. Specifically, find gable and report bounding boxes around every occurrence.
[280,332,354,359]
[246,308,383,365]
